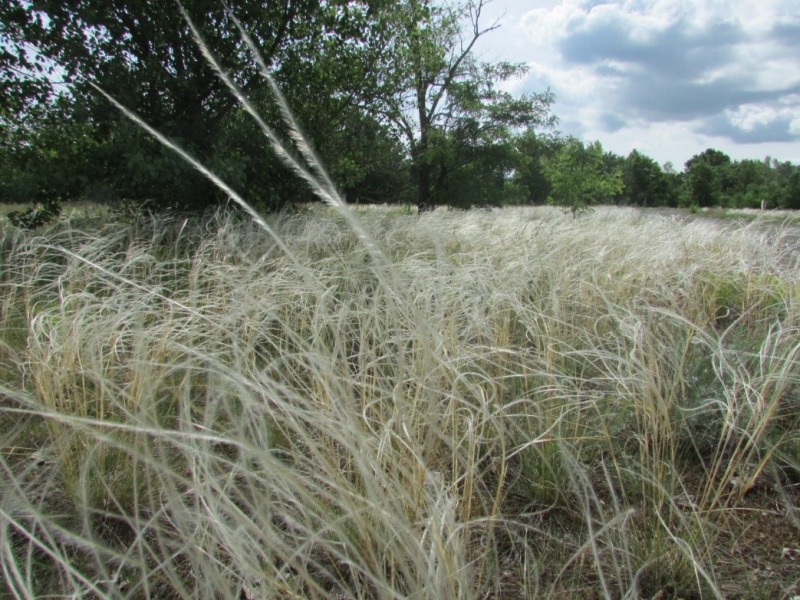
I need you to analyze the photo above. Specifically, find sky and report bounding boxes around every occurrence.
[472,0,800,168]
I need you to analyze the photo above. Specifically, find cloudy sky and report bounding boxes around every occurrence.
[472,0,800,168]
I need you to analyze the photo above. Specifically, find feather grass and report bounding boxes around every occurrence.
[1,6,799,598]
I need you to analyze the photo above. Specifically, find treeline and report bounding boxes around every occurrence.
[1,0,798,226]
[513,138,800,213]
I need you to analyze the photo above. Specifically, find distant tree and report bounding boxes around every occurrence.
[0,98,102,203]
[683,148,732,207]
[324,111,413,205]
[602,150,627,204]
[727,158,772,208]
[544,138,623,218]
[207,97,411,211]
[511,129,559,204]
[0,108,32,204]
[659,161,682,207]
[622,150,670,207]
[425,124,515,208]
[771,160,800,210]
[686,149,732,170]
[783,169,800,210]
[683,161,715,208]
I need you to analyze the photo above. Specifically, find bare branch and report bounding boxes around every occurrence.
[429,1,497,118]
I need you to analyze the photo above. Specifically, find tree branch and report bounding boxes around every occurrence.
[429,0,498,118]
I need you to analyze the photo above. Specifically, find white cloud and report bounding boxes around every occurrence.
[473,0,800,164]
[726,102,796,132]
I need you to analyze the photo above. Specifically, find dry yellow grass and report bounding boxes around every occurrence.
[1,205,798,599]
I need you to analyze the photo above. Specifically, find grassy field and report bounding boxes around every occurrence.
[1,204,799,599]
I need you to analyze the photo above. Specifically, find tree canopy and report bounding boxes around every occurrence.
[360,0,555,209]
[0,0,410,210]
[544,138,623,217]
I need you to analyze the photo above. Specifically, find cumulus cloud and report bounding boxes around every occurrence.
[516,0,800,147]
[701,97,800,143]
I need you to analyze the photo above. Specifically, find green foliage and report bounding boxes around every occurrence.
[544,138,623,217]
[7,199,62,229]
[682,148,732,207]
[1,0,555,212]
[5,0,800,215]
[622,149,674,207]
[426,120,521,208]
[511,129,559,204]
[366,0,555,209]
[0,0,409,212]
[320,110,413,205]
[1,102,95,227]
[659,161,684,208]
[727,158,773,209]
[678,150,800,210]
[771,159,800,209]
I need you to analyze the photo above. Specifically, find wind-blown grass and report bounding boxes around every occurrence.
[1,206,798,599]
[2,7,799,596]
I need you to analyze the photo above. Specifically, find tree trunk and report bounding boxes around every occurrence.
[415,104,433,212]
[417,159,432,212]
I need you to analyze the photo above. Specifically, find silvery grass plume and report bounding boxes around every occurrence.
[20,6,469,599]
[100,0,447,387]
[92,2,391,278]
[85,5,433,378]
[4,2,800,598]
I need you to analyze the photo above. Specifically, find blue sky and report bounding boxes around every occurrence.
[472,0,800,168]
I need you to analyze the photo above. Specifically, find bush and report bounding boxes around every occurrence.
[7,198,62,229]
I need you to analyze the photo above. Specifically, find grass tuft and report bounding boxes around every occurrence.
[2,207,798,598]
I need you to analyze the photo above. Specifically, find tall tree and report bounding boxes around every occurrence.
[602,149,626,205]
[367,0,554,210]
[771,159,800,210]
[727,158,772,208]
[660,161,682,207]
[511,129,559,204]
[0,0,396,210]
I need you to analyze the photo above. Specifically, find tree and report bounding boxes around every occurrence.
[622,149,670,207]
[0,97,108,227]
[727,158,772,208]
[712,156,800,210]
[683,148,732,208]
[511,129,559,204]
[782,168,800,210]
[0,0,399,211]
[427,122,517,208]
[367,0,555,210]
[311,109,413,205]
[660,161,682,207]
[544,138,623,218]
[771,159,800,210]
[602,149,627,205]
